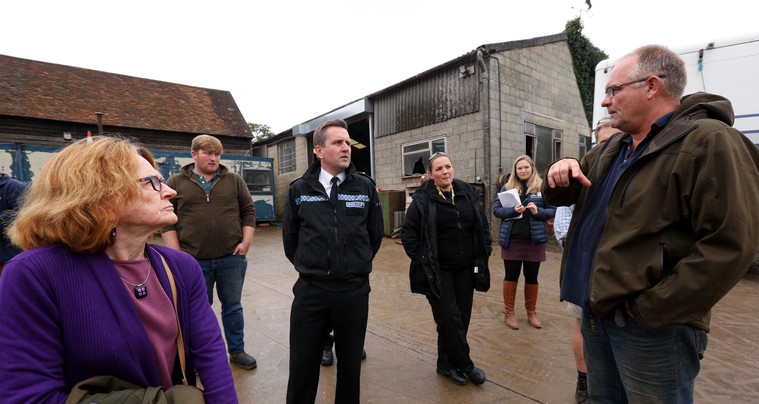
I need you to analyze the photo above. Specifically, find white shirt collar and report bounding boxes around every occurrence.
[319,169,346,194]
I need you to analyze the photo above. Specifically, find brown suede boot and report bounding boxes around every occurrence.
[502,281,519,330]
[524,283,542,328]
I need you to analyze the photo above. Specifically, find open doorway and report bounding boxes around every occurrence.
[347,120,371,175]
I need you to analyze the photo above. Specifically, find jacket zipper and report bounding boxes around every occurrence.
[206,176,221,203]
[617,164,644,208]
[331,181,339,275]
[189,174,212,203]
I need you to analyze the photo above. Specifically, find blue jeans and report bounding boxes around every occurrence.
[197,254,247,354]
[582,308,707,404]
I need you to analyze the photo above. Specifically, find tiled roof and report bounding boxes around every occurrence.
[0,54,251,137]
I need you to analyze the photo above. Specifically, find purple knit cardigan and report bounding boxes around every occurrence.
[0,244,237,403]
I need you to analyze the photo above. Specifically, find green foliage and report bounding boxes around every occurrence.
[248,122,275,143]
[565,17,608,127]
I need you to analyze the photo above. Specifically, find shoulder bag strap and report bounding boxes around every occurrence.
[153,250,189,385]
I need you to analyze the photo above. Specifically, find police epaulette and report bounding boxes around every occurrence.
[289,176,303,186]
[356,171,376,185]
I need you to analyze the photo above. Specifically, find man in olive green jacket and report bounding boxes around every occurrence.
[543,44,759,402]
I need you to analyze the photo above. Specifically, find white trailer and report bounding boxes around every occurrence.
[593,33,759,146]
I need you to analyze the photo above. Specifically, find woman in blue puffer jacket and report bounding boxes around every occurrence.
[492,155,555,330]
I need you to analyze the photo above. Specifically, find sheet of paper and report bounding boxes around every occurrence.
[497,188,522,220]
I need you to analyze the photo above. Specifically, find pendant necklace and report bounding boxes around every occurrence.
[120,260,151,299]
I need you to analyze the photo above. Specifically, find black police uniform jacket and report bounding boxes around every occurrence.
[283,160,384,291]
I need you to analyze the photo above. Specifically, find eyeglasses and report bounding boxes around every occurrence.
[596,118,611,126]
[428,152,448,161]
[137,176,165,192]
[605,75,666,99]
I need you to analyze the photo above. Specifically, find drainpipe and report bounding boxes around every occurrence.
[476,48,491,210]
[368,113,375,179]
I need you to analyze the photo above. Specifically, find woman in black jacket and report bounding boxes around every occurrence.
[401,152,492,386]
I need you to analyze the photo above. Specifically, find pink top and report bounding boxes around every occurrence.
[113,258,178,388]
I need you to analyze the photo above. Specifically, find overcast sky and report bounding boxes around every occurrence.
[2,0,756,134]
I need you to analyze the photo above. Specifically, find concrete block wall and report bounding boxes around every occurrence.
[373,113,483,194]
[372,40,589,241]
[493,42,589,176]
[267,40,589,231]
[485,42,589,241]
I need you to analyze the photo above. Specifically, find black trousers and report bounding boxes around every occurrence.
[286,277,369,404]
[426,267,475,372]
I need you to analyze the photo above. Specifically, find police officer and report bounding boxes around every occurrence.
[283,119,383,404]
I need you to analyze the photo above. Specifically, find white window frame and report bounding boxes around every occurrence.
[401,137,447,177]
[278,139,296,174]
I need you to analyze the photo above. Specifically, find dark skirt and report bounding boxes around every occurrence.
[501,238,546,262]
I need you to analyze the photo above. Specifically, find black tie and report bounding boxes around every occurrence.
[330,176,339,206]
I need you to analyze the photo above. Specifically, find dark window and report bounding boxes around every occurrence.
[526,122,563,175]
[402,138,446,176]
[243,169,272,193]
[579,135,592,157]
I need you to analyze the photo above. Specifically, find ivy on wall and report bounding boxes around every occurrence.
[565,17,608,128]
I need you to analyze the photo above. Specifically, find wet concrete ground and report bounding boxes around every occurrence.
[211,225,759,403]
